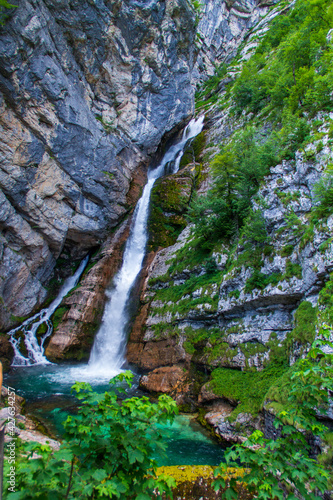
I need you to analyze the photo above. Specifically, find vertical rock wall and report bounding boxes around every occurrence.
[0,0,197,329]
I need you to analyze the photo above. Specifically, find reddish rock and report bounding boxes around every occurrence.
[127,338,186,370]
[198,383,221,404]
[45,219,131,361]
[139,366,185,393]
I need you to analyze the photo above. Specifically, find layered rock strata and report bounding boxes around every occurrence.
[0,0,197,328]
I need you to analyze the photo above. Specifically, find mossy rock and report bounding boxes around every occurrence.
[179,130,206,169]
[285,301,317,353]
[36,322,48,340]
[51,306,70,331]
[155,465,252,499]
[148,167,195,249]
[209,362,289,421]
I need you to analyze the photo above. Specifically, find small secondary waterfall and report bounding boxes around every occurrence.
[87,115,205,378]
[8,255,89,366]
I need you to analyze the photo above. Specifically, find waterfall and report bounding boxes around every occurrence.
[6,115,204,382]
[87,115,205,379]
[8,255,89,366]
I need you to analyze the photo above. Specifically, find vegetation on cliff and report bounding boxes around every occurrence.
[214,334,333,499]
[143,0,333,495]
[192,0,333,249]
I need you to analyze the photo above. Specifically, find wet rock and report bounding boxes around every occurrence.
[139,366,185,393]
[204,403,262,445]
[0,336,14,372]
[127,337,187,370]
[45,218,131,361]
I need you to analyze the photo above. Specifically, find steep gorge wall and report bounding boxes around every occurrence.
[126,0,333,446]
[0,0,198,330]
[0,0,273,362]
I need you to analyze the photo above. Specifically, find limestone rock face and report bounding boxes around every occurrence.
[204,403,262,445]
[0,0,197,329]
[195,0,272,77]
[139,366,185,393]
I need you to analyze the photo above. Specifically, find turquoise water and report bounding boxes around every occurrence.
[4,364,225,466]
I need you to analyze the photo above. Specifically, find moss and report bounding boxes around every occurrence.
[207,342,237,365]
[149,205,187,249]
[284,260,302,280]
[264,333,289,367]
[228,289,240,299]
[285,301,317,349]
[239,342,268,368]
[244,270,282,294]
[167,240,212,276]
[152,272,221,318]
[178,131,207,171]
[209,362,289,420]
[318,273,333,325]
[150,322,177,339]
[36,322,48,340]
[148,171,194,249]
[280,244,294,257]
[51,306,70,331]
[319,237,332,253]
[265,363,300,408]
[155,465,252,500]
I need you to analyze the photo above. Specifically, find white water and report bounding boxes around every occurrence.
[78,115,205,382]
[7,115,204,384]
[9,255,89,366]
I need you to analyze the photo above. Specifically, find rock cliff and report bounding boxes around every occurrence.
[0,0,272,361]
[126,0,333,448]
[0,0,198,329]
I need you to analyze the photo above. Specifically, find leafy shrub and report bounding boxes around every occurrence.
[214,335,333,499]
[312,169,333,222]
[5,372,177,499]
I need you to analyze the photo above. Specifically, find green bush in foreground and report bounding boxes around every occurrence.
[214,330,333,499]
[5,372,177,499]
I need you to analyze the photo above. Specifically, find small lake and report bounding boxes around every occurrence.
[5,363,226,467]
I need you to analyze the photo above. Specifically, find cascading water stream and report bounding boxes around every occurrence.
[6,115,204,383]
[8,255,89,366]
[86,115,205,379]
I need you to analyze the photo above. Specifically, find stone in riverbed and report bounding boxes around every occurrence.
[139,366,185,393]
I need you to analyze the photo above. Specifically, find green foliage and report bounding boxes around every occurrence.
[188,126,278,248]
[152,270,220,317]
[232,0,333,119]
[214,333,333,499]
[209,361,288,419]
[286,301,317,348]
[244,270,282,294]
[0,0,17,25]
[5,372,178,499]
[51,306,70,331]
[242,210,270,250]
[280,244,294,257]
[284,259,302,280]
[312,167,333,222]
[195,64,227,109]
